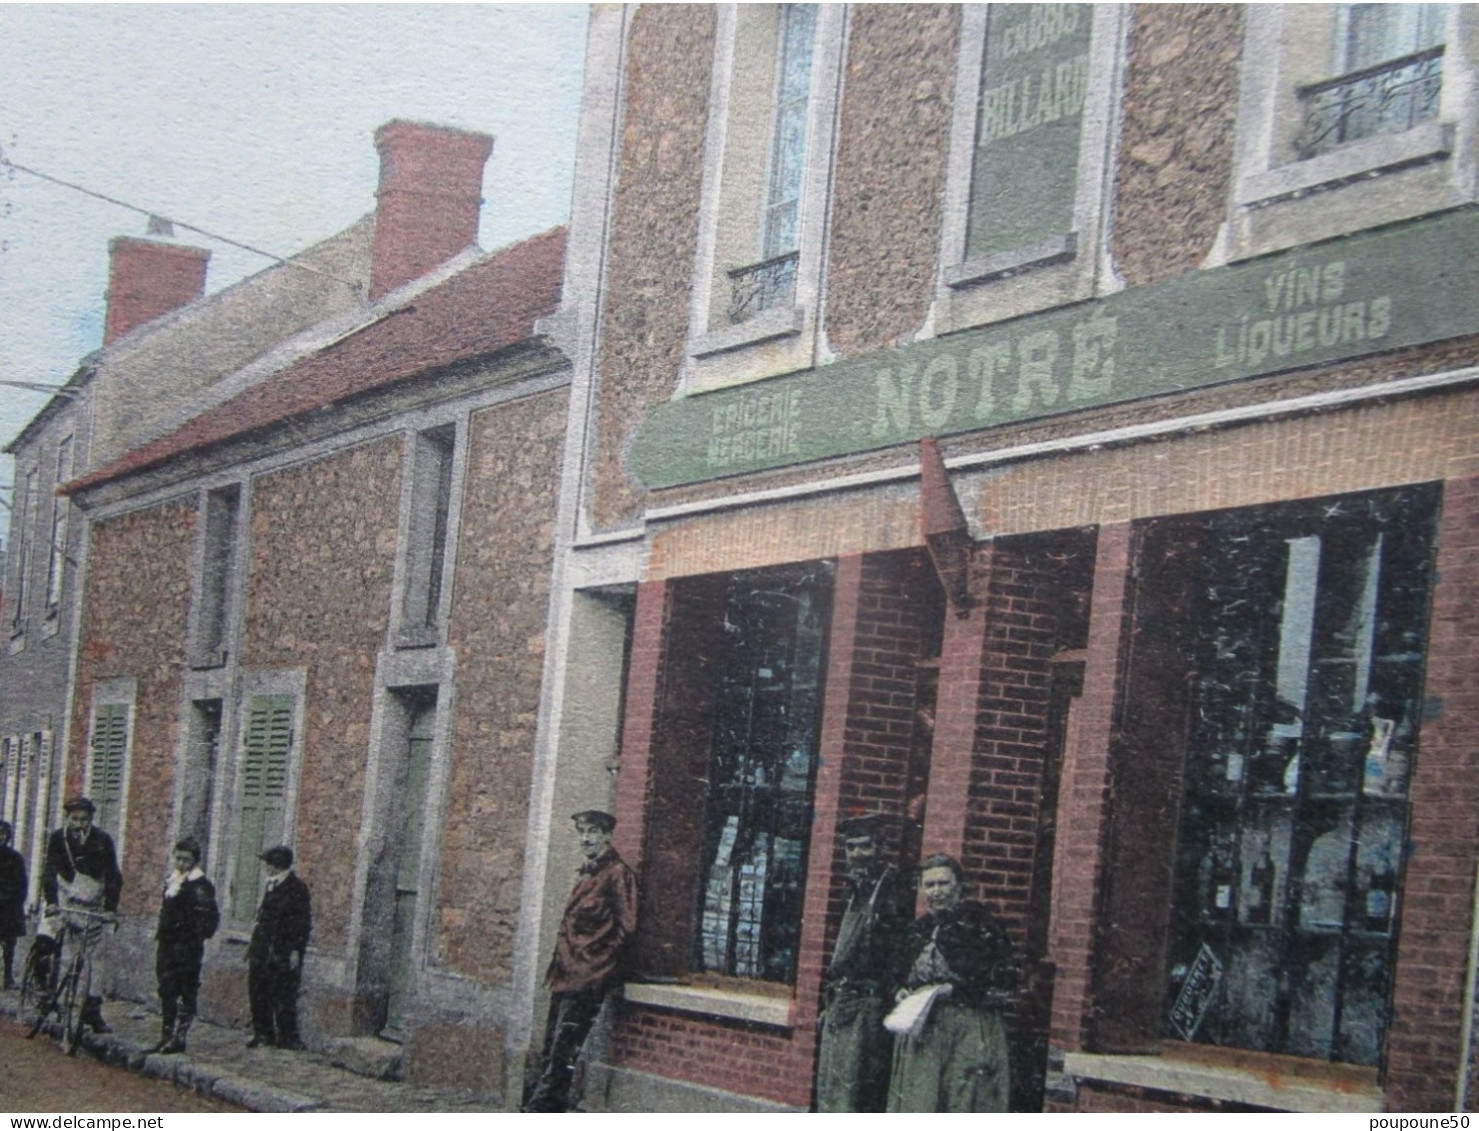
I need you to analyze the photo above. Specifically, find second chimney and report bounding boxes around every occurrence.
[369,120,494,301]
[103,237,211,345]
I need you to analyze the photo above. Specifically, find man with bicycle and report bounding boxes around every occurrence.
[41,797,123,1035]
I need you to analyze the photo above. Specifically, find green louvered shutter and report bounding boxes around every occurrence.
[232,694,294,922]
[89,705,129,837]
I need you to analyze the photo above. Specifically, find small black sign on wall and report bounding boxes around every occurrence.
[1169,942,1225,1041]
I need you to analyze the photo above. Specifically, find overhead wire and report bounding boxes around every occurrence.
[0,151,365,295]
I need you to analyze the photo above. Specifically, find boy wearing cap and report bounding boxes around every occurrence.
[523,809,638,1112]
[146,836,219,1054]
[245,845,312,1049]
[41,797,123,1034]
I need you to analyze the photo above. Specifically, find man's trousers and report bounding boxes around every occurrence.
[248,960,302,1046]
[523,987,606,1112]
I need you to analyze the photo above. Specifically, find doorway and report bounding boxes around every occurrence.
[356,686,438,1039]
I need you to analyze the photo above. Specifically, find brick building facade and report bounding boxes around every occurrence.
[520,3,1479,1114]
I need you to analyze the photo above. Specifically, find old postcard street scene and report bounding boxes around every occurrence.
[2,2,1479,1116]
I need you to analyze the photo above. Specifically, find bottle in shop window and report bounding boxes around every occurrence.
[1383,703,1414,798]
[1365,846,1397,934]
[1247,846,1276,925]
[1205,842,1238,922]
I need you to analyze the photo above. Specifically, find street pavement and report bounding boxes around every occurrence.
[0,988,502,1113]
[0,1015,244,1113]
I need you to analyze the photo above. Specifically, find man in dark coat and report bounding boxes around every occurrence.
[41,797,123,1033]
[815,813,914,1112]
[146,836,219,1054]
[523,809,638,1113]
[0,821,27,990]
[245,845,311,1049]
[886,854,1018,1112]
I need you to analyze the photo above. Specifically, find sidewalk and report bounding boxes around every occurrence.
[0,990,502,1113]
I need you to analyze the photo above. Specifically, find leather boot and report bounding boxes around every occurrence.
[144,1021,174,1054]
[81,996,112,1034]
[159,1015,191,1054]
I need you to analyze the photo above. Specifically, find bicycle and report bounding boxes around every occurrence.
[22,906,112,1055]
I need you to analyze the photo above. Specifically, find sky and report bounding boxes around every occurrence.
[0,3,590,534]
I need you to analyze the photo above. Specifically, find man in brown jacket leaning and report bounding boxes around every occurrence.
[523,809,638,1113]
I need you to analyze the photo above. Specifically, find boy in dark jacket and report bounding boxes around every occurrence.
[147,836,219,1054]
[246,845,312,1050]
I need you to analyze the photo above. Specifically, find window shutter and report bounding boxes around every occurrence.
[232,694,294,922]
[89,705,128,836]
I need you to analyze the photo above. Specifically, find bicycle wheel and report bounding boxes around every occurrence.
[19,944,39,1020]
[22,938,59,1039]
[61,952,88,1055]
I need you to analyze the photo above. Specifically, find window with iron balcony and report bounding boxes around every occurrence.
[684,4,845,391]
[1227,5,1475,261]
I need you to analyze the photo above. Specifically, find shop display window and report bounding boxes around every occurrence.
[1146,485,1439,1065]
[636,562,833,989]
[693,565,830,983]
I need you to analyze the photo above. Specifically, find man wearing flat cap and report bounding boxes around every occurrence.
[245,845,312,1050]
[524,809,638,1112]
[815,812,914,1112]
[42,796,123,1034]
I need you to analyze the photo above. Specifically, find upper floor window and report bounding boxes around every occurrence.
[685,4,845,390]
[9,467,37,636]
[1296,4,1446,158]
[396,424,459,647]
[190,483,242,669]
[934,5,1125,334]
[44,436,74,617]
[966,5,1092,262]
[1227,5,1473,260]
[733,3,817,323]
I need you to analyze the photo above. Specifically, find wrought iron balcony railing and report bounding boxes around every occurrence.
[1295,45,1444,160]
[726,251,799,325]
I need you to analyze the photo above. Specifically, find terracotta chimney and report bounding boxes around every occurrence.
[103,237,211,345]
[369,120,494,301]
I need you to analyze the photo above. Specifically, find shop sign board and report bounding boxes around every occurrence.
[628,208,1479,490]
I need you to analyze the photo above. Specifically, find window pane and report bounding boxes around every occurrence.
[761,4,817,261]
[694,563,832,983]
[1158,486,1438,1065]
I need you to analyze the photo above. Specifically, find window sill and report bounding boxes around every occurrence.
[1238,120,1452,208]
[623,982,792,1028]
[394,625,441,650]
[189,647,228,672]
[1061,1051,1383,1113]
[944,232,1078,290]
[689,304,804,361]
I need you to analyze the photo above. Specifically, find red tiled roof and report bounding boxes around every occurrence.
[66,226,566,494]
